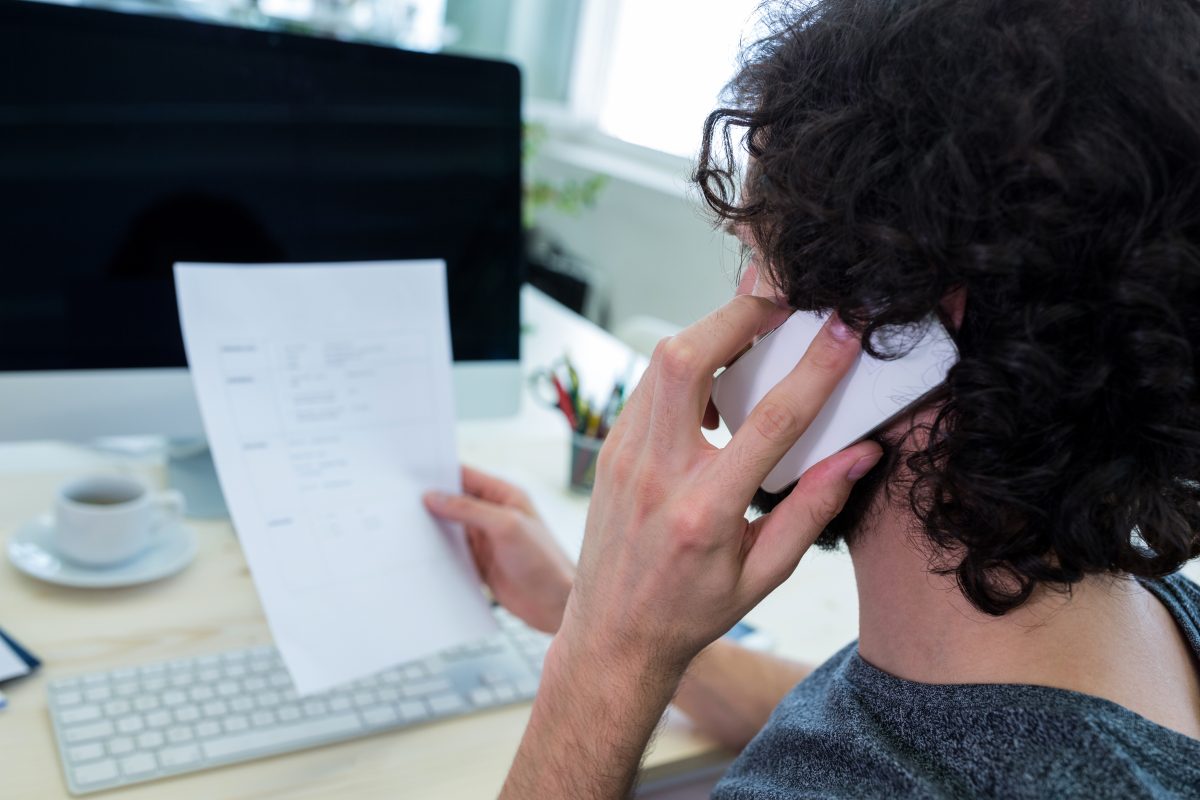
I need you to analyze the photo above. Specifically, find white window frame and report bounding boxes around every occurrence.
[522,0,700,200]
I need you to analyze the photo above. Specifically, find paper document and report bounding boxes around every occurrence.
[175,261,496,694]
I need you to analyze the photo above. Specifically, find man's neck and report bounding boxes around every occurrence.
[848,501,1200,738]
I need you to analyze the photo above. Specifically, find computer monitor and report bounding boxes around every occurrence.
[0,0,523,445]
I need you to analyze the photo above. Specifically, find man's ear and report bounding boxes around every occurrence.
[940,287,967,332]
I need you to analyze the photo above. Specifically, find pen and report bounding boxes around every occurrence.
[551,374,579,430]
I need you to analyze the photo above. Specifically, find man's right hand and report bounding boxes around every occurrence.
[422,466,575,634]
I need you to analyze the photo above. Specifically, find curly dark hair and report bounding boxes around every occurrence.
[696,0,1200,615]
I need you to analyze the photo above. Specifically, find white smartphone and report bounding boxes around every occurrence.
[710,311,958,493]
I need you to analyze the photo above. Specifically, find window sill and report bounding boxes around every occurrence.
[525,104,700,201]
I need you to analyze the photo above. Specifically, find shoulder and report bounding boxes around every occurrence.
[713,639,1200,800]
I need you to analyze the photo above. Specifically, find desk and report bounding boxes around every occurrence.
[0,288,865,798]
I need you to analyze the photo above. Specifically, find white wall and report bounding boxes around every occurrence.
[528,141,743,332]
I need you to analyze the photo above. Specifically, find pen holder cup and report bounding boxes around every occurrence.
[568,432,605,495]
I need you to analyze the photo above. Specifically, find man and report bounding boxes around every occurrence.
[423,0,1200,796]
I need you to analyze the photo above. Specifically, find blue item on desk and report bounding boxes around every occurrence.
[0,625,40,682]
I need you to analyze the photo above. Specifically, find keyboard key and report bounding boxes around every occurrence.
[362,706,398,727]
[201,713,363,761]
[217,681,240,697]
[107,737,135,756]
[251,710,276,727]
[202,700,229,717]
[73,758,119,786]
[352,691,377,708]
[428,693,467,715]
[104,699,132,716]
[137,731,165,749]
[146,710,173,728]
[469,687,497,707]
[397,700,428,723]
[402,678,451,699]
[67,742,106,763]
[60,705,102,724]
[174,705,201,723]
[158,743,202,769]
[224,715,251,733]
[194,720,221,738]
[243,676,267,692]
[302,699,328,717]
[65,720,116,743]
[85,686,112,702]
[113,681,139,696]
[278,704,302,722]
[231,697,255,713]
[329,696,352,712]
[134,696,160,712]
[190,686,214,702]
[166,726,195,743]
[56,690,83,707]
[115,716,144,735]
[83,673,108,686]
[256,690,281,707]
[162,690,187,706]
[493,684,518,703]
[120,752,157,776]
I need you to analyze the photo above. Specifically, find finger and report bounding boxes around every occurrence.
[465,526,494,579]
[646,295,786,444]
[741,440,883,592]
[461,465,535,514]
[714,314,861,499]
[423,490,518,534]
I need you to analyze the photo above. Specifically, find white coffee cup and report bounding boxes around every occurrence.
[53,475,186,567]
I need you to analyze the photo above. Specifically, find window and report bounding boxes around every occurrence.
[443,0,763,160]
[593,0,764,157]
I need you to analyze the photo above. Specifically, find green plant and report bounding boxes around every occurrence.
[522,123,608,228]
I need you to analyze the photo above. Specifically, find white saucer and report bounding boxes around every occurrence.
[6,514,198,589]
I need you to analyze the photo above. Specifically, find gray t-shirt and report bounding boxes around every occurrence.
[713,573,1200,799]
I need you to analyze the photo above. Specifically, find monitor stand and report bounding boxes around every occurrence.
[166,439,228,519]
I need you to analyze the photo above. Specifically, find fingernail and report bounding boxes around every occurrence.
[423,491,446,508]
[829,314,853,341]
[847,453,882,481]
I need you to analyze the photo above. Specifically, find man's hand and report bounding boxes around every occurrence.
[423,466,574,634]
[562,295,882,675]
[503,295,882,799]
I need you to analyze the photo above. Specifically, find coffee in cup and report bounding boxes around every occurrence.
[53,475,185,567]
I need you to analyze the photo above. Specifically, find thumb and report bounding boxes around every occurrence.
[741,441,883,592]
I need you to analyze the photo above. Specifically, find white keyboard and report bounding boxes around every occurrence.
[47,607,550,795]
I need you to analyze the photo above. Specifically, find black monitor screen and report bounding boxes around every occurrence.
[0,1,522,370]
